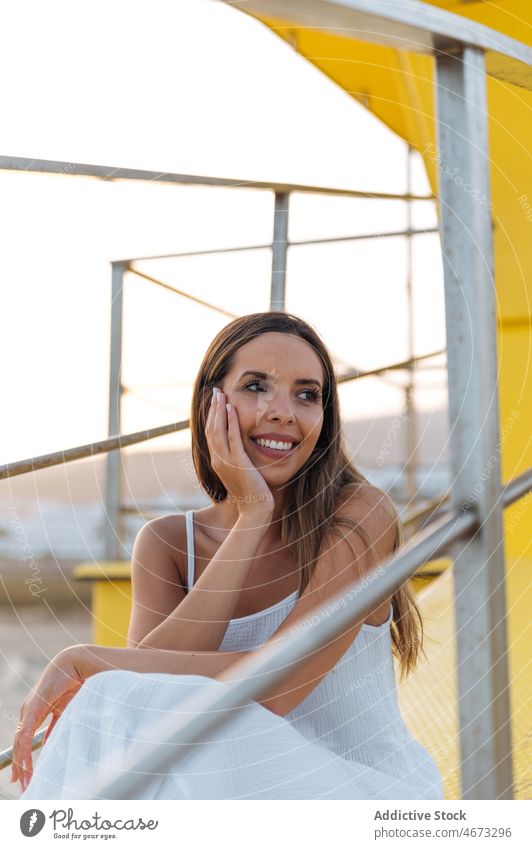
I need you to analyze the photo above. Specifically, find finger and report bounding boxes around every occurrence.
[23,757,33,791]
[206,389,223,447]
[19,732,29,791]
[205,385,222,432]
[11,740,19,784]
[13,731,26,791]
[12,722,23,783]
[19,706,41,790]
[226,403,246,459]
[22,735,34,792]
[11,736,17,783]
[213,389,230,456]
[13,746,21,785]
[206,387,217,425]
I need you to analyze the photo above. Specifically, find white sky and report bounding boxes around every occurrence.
[0,0,446,465]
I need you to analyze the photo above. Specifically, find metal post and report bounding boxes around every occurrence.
[104,261,127,561]
[405,145,417,502]
[435,46,513,799]
[270,191,289,310]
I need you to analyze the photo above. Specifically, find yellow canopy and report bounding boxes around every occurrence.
[229,0,532,563]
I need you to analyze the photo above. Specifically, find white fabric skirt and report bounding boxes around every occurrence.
[21,670,444,800]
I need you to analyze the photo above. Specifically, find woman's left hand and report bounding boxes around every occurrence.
[12,645,87,792]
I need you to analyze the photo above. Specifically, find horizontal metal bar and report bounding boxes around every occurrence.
[401,491,450,529]
[0,156,435,201]
[127,268,238,318]
[337,349,445,382]
[122,381,192,390]
[288,227,439,250]
[124,227,438,264]
[0,421,189,480]
[501,466,532,508]
[229,0,532,91]
[0,351,446,480]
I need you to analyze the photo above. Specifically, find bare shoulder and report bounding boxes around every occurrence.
[328,483,399,626]
[128,513,188,647]
[133,512,188,585]
[137,512,186,547]
[333,482,399,561]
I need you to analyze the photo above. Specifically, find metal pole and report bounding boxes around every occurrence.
[435,46,513,799]
[0,156,436,201]
[128,268,238,318]
[0,420,190,480]
[405,145,417,502]
[104,261,127,561]
[270,191,289,310]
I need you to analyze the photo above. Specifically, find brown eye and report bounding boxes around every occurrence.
[242,380,265,392]
[300,389,321,402]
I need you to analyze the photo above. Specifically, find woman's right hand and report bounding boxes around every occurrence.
[12,646,86,793]
[206,387,274,519]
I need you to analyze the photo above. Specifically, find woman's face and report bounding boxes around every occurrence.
[218,332,325,485]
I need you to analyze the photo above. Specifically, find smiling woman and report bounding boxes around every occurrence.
[214,333,325,482]
[15,311,444,800]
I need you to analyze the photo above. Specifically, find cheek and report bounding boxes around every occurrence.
[306,411,324,440]
[226,395,256,430]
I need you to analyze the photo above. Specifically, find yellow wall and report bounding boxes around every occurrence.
[245,3,532,560]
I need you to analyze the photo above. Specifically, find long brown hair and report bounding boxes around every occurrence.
[190,312,423,678]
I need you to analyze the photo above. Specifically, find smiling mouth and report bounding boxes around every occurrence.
[250,438,299,458]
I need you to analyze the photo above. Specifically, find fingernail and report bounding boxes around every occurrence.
[226,403,232,413]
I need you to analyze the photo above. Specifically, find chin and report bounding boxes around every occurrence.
[259,463,305,482]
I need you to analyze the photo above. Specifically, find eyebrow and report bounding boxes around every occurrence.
[238,370,322,389]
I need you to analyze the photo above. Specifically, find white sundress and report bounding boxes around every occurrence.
[21,510,445,800]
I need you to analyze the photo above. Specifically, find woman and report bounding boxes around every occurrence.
[14,311,444,799]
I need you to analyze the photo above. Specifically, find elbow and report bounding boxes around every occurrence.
[258,681,314,716]
[127,636,151,650]
[257,693,290,717]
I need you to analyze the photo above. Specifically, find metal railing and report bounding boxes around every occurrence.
[1,466,529,791]
[0,349,444,481]
[88,467,531,800]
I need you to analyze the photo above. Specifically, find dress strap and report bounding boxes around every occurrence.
[185,510,195,592]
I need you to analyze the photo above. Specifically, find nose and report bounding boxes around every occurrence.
[259,387,295,425]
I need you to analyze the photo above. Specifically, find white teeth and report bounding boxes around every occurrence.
[256,438,294,451]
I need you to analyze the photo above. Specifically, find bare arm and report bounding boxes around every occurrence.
[81,488,396,711]
[79,643,249,679]
[129,512,271,652]
[129,381,275,653]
